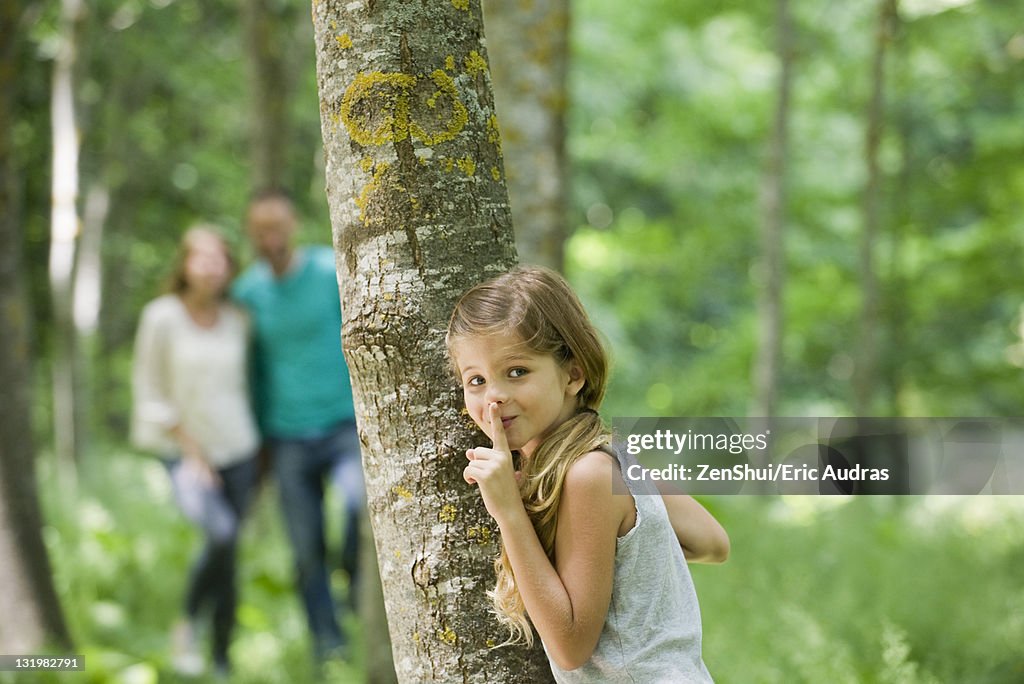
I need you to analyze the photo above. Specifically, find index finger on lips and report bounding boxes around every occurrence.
[489,402,511,454]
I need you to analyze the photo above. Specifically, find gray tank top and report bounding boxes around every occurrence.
[546,448,714,683]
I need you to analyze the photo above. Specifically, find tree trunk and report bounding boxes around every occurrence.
[49,0,85,472]
[481,0,569,271]
[854,0,898,416]
[242,0,291,191]
[0,0,73,651]
[885,7,908,417]
[311,1,553,681]
[752,0,794,419]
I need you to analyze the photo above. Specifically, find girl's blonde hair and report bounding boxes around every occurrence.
[446,266,612,646]
[164,224,237,298]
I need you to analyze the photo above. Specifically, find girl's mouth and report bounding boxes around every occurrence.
[501,416,516,429]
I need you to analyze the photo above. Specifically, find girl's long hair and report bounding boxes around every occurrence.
[446,266,612,646]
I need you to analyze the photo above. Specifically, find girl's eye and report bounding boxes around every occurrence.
[509,367,528,378]
[467,376,485,387]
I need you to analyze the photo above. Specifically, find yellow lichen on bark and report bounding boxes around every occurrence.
[451,0,469,10]
[342,70,467,147]
[456,156,476,176]
[409,70,468,145]
[464,50,488,76]
[466,525,492,544]
[392,484,414,499]
[336,33,353,49]
[486,114,503,157]
[355,161,392,223]
[438,504,458,522]
[341,71,417,146]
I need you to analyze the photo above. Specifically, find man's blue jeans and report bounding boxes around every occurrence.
[270,420,365,659]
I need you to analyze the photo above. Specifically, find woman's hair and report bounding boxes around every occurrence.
[164,224,237,297]
[446,266,612,646]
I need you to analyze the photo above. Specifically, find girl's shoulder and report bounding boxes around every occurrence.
[562,450,637,539]
[565,449,618,482]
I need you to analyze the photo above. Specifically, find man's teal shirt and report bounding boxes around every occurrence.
[232,246,355,437]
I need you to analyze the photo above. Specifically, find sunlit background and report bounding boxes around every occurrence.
[5,0,1024,681]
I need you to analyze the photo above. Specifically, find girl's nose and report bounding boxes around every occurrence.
[484,381,509,404]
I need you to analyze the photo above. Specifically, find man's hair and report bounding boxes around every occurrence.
[248,187,293,207]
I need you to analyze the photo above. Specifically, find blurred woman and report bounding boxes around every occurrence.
[131,226,259,677]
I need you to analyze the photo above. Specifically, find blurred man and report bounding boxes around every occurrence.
[233,189,364,661]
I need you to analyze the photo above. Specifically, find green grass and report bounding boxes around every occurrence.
[697,496,1024,683]
[11,450,1024,682]
[15,448,366,684]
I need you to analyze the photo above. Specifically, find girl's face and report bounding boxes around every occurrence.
[183,235,230,298]
[452,332,585,456]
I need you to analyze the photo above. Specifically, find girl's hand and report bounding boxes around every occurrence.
[464,402,524,525]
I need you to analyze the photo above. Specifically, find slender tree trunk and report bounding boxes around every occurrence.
[0,0,73,651]
[242,0,291,191]
[855,0,898,416]
[481,0,569,270]
[49,0,85,472]
[312,2,553,681]
[886,7,908,417]
[752,0,793,419]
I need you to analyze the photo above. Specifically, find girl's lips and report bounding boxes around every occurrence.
[501,416,516,428]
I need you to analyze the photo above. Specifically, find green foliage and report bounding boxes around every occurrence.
[13,0,1024,679]
[697,496,1024,683]
[567,0,1024,417]
[9,449,367,684]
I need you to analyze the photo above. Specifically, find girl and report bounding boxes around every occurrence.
[131,226,260,677]
[447,266,729,682]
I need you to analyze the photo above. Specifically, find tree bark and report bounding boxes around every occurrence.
[0,0,73,652]
[855,0,898,416]
[752,0,793,419]
[312,1,553,681]
[481,0,569,270]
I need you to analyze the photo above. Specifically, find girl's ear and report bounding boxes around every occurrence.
[566,362,586,397]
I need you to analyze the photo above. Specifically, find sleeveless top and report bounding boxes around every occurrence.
[545,447,715,683]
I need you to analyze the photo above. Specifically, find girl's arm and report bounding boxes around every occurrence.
[657,487,730,563]
[464,405,626,671]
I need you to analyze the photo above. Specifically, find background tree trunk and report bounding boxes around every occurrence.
[0,0,73,652]
[49,0,85,473]
[481,0,570,270]
[855,0,898,416]
[752,0,793,419]
[242,0,291,191]
[885,7,908,417]
[312,1,554,681]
